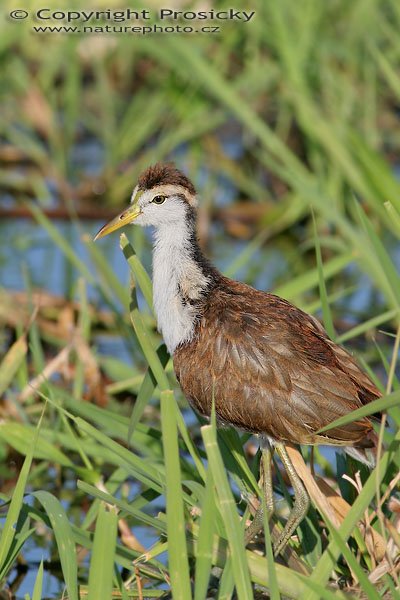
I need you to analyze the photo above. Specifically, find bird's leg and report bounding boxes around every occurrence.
[245,440,274,544]
[273,443,310,556]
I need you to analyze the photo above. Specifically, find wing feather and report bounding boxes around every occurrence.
[173,281,379,446]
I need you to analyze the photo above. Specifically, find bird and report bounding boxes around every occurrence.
[94,162,380,556]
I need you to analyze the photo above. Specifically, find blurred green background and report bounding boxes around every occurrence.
[0,0,399,598]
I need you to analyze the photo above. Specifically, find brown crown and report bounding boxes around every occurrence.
[137,163,196,195]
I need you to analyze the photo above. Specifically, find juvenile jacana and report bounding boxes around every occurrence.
[94,163,380,556]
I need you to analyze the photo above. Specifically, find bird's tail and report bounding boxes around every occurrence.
[345,430,379,469]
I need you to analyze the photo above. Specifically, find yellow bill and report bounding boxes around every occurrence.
[93,204,141,241]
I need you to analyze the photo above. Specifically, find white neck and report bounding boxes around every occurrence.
[152,221,210,354]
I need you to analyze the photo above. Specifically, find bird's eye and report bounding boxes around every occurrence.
[152,195,166,205]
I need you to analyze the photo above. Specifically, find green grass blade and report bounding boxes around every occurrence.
[27,202,95,284]
[349,133,400,214]
[33,491,78,600]
[121,233,153,310]
[83,233,129,308]
[384,201,400,239]
[274,252,354,302]
[371,45,400,100]
[313,214,335,339]
[74,417,164,492]
[201,424,253,599]
[217,429,259,495]
[355,200,400,307]
[79,466,152,531]
[127,282,169,392]
[160,389,192,599]
[174,405,207,482]
[87,502,118,600]
[0,334,27,396]
[317,388,400,433]
[32,560,44,600]
[0,422,74,467]
[128,345,169,440]
[262,493,281,600]
[0,524,35,582]
[217,557,235,599]
[336,308,399,343]
[77,481,166,533]
[324,521,381,600]
[194,468,216,600]
[0,408,44,573]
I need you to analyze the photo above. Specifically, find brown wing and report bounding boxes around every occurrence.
[173,278,380,447]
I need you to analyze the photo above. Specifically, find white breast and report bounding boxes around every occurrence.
[152,224,208,354]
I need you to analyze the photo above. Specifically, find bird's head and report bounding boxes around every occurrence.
[94,163,197,240]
